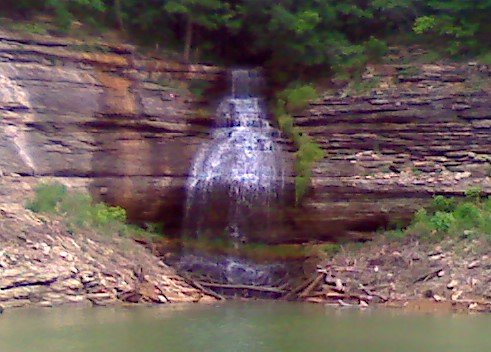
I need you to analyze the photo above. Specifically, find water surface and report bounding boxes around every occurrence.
[1,302,490,352]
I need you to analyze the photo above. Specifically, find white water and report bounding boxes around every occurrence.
[184,69,286,244]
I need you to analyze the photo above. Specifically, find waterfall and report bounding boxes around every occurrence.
[179,69,288,285]
[183,69,286,245]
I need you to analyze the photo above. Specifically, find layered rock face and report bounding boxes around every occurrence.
[292,61,491,240]
[0,30,224,231]
[1,30,490,243]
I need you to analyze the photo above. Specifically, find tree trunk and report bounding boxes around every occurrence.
[114,0,124,31]
[184,14,193,63]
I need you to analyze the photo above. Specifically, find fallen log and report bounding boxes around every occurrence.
[198,282,286,294]
[413,268,443,283]
[180,275,226,301]
[299,273,325,298]
[282,277,315,300]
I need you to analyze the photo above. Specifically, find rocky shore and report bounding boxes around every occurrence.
[296,237,491,313]
[0,179,214,310]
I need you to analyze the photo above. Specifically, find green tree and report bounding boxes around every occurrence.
[413,0,491,54]
[164,0,236,62]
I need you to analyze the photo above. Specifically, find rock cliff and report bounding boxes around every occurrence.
[295,58,491,240]
[1,31,490,243]
[0,29,224,233]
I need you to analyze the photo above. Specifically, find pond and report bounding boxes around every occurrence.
[1,302,490,352]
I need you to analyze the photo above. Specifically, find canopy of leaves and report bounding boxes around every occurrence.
[2,0,490,75]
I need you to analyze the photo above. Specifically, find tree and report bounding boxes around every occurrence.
[164,0,235,62]
[413,0,491,54]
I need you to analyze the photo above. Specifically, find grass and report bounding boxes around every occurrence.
[477,52,491,65]
[385,189,491,243]
[273,84,325,203]
[26,182,162,240]
[346,77,380,96]
[8,22,49,35]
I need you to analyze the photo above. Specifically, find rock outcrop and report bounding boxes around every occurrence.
[0,29,224,232]
[0,186,215,309]
[1,30,490,243]
[291,59,491,240]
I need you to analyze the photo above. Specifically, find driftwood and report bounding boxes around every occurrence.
[299,273,325,298]
[198,281,286,294]
[282,277,315,300]
[360,285,389,302]
[413,268,443,283]
[180,275,226,301]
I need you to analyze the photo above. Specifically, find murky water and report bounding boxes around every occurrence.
[1,302,490,352]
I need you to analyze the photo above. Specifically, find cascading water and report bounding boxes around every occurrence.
[179,69,289,285]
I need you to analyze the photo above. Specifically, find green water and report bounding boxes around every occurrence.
[1,302,490,352]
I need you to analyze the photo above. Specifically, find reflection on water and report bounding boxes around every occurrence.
[1,302,491,352]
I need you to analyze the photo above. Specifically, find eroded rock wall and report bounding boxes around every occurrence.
[0,30,225,231]
[1,31,490,243]
[292,62,491,240]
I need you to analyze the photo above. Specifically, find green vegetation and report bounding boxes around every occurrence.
[387,190,491,242]
[273,84,324,203]
[2,1,489,79]
[9,22,49,35]
[26,182,161,239]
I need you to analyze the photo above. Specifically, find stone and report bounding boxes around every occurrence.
[446,280,458,289]
[0,29,490,245]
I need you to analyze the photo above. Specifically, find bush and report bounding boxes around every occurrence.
[404,191,491,241]
[26,182,159,238]
[280,84,318,112]
[430,212,455,233]
[465,186,482,203]
[431,195,457,213]
[364,37,388,63]
[26,183,67,213]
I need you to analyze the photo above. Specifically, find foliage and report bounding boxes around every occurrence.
[412,1,491,55]
[399,191,491,242]
[278,84,317,112]
[10,22,49,35]
[26,182,67,213]
[3,0,489,77]
[364,36,388,63]
[188,79,212,97]
[26,182,161,239]
[274,84,324,204]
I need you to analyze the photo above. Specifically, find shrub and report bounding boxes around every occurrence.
[364,37,388,63]
[10,22,48,35]
[453,202,482,229]
[280,85,318,112]
[403,192,491,241]
[478,52,491,65]
[188,79,212,98]
[430,212,455,233]
[274,84,324,203]
[431,195,457,213]
[26,182,159,239]
[26,182,67,213]
[465,186,482,203]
